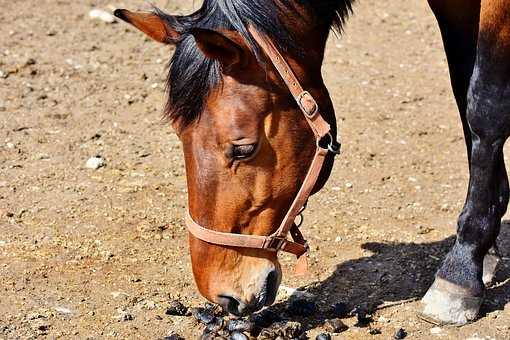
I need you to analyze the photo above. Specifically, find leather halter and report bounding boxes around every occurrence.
[185,27,340,275]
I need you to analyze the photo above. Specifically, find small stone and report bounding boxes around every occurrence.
[25,58,37,66]
[55,307,73,315]
[377,316,390,323]
[287,299,317,316]
[329,302,349,318]
[89,9,116,23]
[115,310,134,321]
[316,333,331,340]
[394,328,407,339]
[324,318,348,333]
[430,327,442,335]
[192,307,215,324]
[165,300,188,316]
[230,332,249,340]
[111,291,128,299]
[142,300,156,310]
[345,182,353,188]
[85,156,105,169]
[369,328,382,335]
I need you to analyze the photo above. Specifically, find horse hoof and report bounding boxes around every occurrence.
[420,277,482,326]
[482,253,500,286]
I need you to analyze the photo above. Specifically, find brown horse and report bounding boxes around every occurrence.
[114,0,510,325]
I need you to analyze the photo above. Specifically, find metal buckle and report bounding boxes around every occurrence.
[297,91,318,118]
[317,132,341,155]
[266,237,287,250]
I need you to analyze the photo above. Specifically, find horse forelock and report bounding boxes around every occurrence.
[159,0,355,127]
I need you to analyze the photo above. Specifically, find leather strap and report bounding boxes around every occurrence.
[184,27,339,275]
[249,28,331,139]
[186,211,308,257]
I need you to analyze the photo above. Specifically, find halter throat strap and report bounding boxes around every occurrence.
[184,27,340,275]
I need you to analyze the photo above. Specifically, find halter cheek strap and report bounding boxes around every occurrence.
[185,27,341,276]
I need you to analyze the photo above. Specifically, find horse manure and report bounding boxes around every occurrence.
[394,328,407,339]
[206,317,225,333]
[229,332,249,340]
[324,318,348,333]
[369,328,382,335]
[199,330,217,340]
[192,307,215,325]
[165,300,189,316]
[329,302,349,318]
[258,321,303,339]
[287,298,317,316]
[250,309,281,328]
[164,334,184,340]
[226,319,254,333]
[316,333,331,340]
[351,305,373,326]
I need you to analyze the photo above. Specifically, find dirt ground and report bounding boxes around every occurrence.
[1,0,509,339]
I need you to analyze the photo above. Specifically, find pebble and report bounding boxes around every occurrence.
[430,326,442,335]
[110,291,128,299]
[165,300,188,316]
[316,333,331,340]
[230,332,249,340]
[329,302,349,318]
[89,9,116,23]
[324,318,348,333]
[85,156,105,169]
[394,328,407,339]
[369,328,382,335]
[54,307,73,315]
[115,310,133,321]
[287,299,317,316]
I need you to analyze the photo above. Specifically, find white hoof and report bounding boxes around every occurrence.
[482,253,500,286]
[420,277,482,326]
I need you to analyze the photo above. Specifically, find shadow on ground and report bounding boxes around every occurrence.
[269,223,510,331]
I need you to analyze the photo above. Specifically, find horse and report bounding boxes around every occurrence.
[113,0,510,325]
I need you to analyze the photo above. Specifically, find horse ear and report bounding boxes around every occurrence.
[190,28,248,71]
[114,9,180,44]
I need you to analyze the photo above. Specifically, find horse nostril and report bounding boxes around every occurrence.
[217,294,244,316]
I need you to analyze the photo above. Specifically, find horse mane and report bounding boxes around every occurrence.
[159,0,355,126]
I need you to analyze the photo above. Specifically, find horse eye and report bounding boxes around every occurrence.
[231,144,257,160]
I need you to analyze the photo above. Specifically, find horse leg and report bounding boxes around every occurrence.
[422,0,510,324]
[483,150,508,285]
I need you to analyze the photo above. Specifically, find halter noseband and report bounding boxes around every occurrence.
[185,27,340,275]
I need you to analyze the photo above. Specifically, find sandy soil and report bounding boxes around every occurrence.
[1,0,509,339]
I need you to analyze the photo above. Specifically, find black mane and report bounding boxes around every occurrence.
[160,0,355,126]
